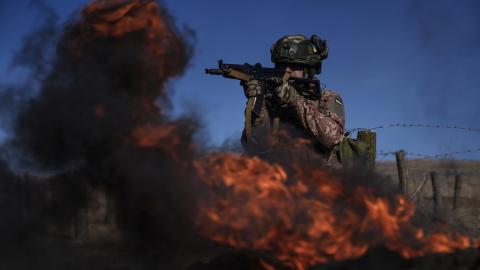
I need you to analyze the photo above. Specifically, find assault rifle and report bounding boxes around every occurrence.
[205,59,321,116]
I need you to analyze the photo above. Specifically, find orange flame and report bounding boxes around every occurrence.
[131,123,195,165]
[81,0,188,82]
[193,153,476,270]
[78,2,475,269]
[79,0,193,147]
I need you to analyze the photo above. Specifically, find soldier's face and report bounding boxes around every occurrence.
[285,65,305,79]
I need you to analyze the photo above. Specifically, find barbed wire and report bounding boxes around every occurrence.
[416,170,480,177]
[348,123,480,133]
[346,122,480,161]
[377,148,480,160]
[376,151,397,157]
[376,154,480,176]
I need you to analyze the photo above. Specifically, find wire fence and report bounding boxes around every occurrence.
[347,123,480,218]
[348,123,480,133]
[348,122,480,160]
[377,148,480,160]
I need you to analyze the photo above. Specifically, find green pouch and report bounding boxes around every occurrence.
[336,130,376,169]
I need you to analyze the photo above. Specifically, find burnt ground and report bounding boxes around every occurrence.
[187,248,480,270]
[3,239,479,270]
[2,160,480,270]
[310,247,480,270]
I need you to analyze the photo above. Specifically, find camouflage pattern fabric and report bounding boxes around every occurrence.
[242,80,263,98]
[241,81,345,168]
[291,90,345,148]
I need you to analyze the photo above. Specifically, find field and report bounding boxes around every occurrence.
[376,159,480,236]
[3,159,480,270]
[61,159,480,241]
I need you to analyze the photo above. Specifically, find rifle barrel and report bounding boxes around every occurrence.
[205,68,225,75]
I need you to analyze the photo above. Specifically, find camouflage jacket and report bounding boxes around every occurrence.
[241,86,345,167]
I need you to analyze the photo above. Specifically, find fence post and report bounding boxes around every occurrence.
[395,150,409,193]
[357,130,376,169]
[430,172,439,217]
[453,174,462,211]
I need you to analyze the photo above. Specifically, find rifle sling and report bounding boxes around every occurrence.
[245,72,292,143]
[252,94,264,116]
[272,116,280,138]
[245,97,255,141]
[271,71,291,140]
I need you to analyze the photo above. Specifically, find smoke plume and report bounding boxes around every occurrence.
[0,1,477,270]
[0,1,218,269]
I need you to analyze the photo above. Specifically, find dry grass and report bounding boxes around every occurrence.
[376,159,480,236]
[69,159,480,240]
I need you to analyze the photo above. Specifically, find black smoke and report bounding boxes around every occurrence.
[0,1,476,270]
[0,1,223,269]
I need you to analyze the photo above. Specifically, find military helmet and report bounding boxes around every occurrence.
[270,34,328,74]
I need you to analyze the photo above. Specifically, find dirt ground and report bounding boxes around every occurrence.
[53,159,480,242]
[5,159,479,270]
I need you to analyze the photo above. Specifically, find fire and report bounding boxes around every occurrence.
[133,124,180,148]
[78,0,195,157]
[131,122,196,165]
[76,2,475,269]
[193,153,476,270]
[81,0,188,83]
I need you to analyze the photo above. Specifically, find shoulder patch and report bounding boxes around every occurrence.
[335,98,343,106]
[323,90,345,126]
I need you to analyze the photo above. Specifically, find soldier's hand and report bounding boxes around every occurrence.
[241,80,263,98]
[274,81,298,106]
[266,77,283,86]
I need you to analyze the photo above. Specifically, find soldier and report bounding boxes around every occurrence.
[241,35,345,168]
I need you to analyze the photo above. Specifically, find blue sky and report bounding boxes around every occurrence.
[1,0,480,160]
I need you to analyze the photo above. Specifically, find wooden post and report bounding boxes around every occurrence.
[357,130,376,169]
[395,150,409,193]
[430,172,439,217]
[453,174,462,211]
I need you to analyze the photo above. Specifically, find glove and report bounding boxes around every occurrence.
[274,81,299,106]
[242,80,263,98]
